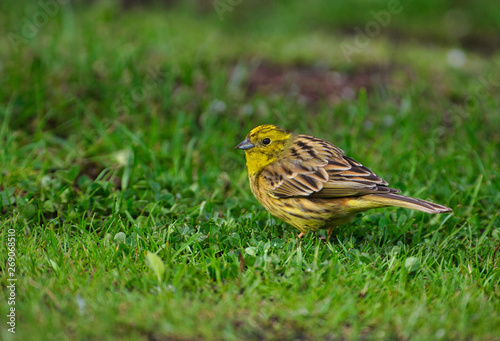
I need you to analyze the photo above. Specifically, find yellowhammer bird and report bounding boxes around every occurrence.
[236,124,452,238]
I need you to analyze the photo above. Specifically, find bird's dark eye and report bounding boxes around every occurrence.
[262,138,271,145]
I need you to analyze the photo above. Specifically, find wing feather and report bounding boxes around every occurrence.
[259,134,398,198]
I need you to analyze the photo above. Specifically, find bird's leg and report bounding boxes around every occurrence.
[297,232,305,239]
[327,227,334,239]
[318,227,334,241]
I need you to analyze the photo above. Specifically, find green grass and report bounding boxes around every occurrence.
[1,1,500,340]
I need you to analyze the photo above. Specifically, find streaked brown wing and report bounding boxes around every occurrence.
[260,135,399,198]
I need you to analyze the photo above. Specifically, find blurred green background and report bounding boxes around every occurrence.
[1,1,499,340]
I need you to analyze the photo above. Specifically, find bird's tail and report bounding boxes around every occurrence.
[361,193,452,214]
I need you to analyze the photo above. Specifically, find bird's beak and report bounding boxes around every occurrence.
[235,138,255,150]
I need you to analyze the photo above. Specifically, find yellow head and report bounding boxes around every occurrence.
[235,125,293,176]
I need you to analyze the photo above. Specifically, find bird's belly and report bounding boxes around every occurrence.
[259,196,357,233]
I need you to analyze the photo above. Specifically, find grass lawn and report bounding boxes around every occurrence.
[1,1,500,340]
